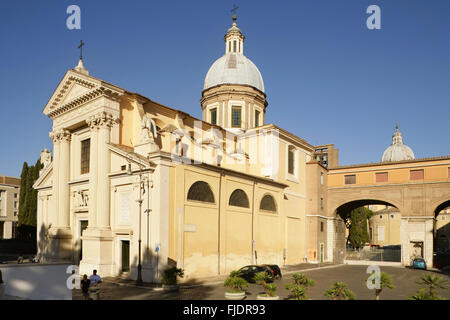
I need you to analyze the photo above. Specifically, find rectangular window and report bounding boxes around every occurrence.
[376,172,388,183]
[255,110,260,127]
[210,108,217,125]
[14,201,17,209]
[288,147,295,175]
[320,172,324,185]
[232,107,241,128]
[80,139,91,175]
[233,40,237,52]
[320,222,324,232]
[344,175,356,185]
[410,169,424,180]
[14,193,17,198]
[448,167,450,178]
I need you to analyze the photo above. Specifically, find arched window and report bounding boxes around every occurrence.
[260,194,277,212]
[187,181,215,203]
[229,189,250,208]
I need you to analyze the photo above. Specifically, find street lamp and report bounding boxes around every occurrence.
[126,154,147,286]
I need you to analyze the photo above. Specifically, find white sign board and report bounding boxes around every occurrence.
[184,224,196,232]
[119,192,131,224]
[377,226,385,242]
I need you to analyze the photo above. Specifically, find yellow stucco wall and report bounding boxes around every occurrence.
[328,160,450,188]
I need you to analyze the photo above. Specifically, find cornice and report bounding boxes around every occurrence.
[48,87,123,119]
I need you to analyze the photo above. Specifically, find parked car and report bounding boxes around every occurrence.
[264,264,282,279]
[237,265,275,283]
[412,258,427,270]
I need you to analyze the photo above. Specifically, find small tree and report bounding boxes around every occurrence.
[254,272,277,297]
[366,272,394,300]
[409,288,445,300]
[414,274,448,298]
[224,271,248,293]
[161,267,184,285]
[324,282,356,300]
[286,283,308,300]
[286,273,315,300]
[348,207,373,249]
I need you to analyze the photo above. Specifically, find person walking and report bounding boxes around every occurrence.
[0,270,5,299]
[80,274,90,300]
[89,270,102,300]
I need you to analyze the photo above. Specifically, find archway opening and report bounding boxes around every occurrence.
[433,200,450,269]
[335,199,401,263]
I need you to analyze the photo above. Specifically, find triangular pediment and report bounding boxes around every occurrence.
[43,69,125,119]
[33,163,53,190]
[43,70,100,116]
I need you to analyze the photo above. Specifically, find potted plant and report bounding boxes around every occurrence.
[254,271,278,300]
[323,282,356,300]
[286,273,315,300]
[161,266,184,291]
[223,270,248,300]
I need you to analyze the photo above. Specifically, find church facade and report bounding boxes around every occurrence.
[33,15,450,280]
[33,16,332,281]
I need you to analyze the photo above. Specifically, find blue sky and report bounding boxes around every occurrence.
[1,0,449,177]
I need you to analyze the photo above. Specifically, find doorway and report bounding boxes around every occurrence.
[79,220,88,261]
[121,240,130,273]
[320,243,324,263]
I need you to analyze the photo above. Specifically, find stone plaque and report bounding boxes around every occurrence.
[119,192,131,224]
[184,224,196,232]
[410,232,424,241]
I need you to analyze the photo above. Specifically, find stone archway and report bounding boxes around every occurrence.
[434,200,450,257]
[332,199,402,263]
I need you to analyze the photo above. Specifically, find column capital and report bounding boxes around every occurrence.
[49,129,71,142]
[87,111,119,130]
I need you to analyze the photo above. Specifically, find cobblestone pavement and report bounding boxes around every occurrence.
[72,264,450,300]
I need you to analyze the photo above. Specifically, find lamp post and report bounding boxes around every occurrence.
[126,156,146,286]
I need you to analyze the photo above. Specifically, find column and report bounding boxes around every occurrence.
[58,130,71,230]
[96,112,116,229]
[49,131,60,230]
[86,116,98,229]
[79,111,118,277]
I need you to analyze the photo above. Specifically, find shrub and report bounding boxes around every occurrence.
[161,267,184,285]
[224,271,248,293]
[254,272,277,297]
[323,282,356,300]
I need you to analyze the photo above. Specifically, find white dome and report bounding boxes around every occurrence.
[204,53,265,93]
[382,144,415,162]
[382,126,415,162]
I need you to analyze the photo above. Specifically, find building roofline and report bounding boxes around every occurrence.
[330,155,450,170]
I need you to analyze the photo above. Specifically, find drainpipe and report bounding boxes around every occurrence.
[251,180,256,265]
[218,170,223,275]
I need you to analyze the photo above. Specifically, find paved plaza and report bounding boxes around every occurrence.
[72,264,450,300]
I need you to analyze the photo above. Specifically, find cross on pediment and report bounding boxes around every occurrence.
[78,40,85,60]
[231,4,239,16]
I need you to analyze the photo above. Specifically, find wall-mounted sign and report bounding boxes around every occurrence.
[119,192,131,224]
[184,224,196,232]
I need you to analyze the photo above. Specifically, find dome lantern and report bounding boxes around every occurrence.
[224,14,245,55]
[382,125,415,162]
